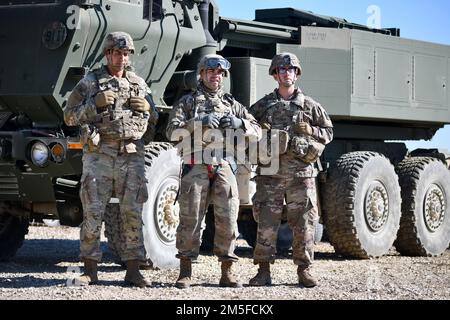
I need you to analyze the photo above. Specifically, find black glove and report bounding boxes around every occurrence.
[201,114,220,129]
[220,115,243,129]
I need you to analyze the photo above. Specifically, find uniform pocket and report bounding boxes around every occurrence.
[251,176,270,223]
[251,189,266,223]
[80,174,97,204]
[216,179,239,200]
[136,177,149,203]
[305,194,319,225]
[216,183,232,199]
[179,181,192,196]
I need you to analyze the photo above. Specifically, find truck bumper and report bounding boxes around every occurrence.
[0,169,56,201]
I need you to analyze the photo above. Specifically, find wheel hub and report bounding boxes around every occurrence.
[423,184,446,232]
[364,181,389,232]
[155,181,179,243]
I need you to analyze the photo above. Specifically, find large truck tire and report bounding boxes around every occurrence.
[275,222,325,248]
[323,152,401,258]
[141,143,181,269]
[238,217,258,248]
[0,209,29,261]
[395,157,450,256]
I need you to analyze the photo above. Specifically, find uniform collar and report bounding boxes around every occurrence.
[98,65,114,80]
[198,81,224,98]
[274,88,304,107]
[100,65,134,81]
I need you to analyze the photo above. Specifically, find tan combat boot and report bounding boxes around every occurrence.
[124,260,152,288]
[175,258,192,289]
[248,262,271,286]
[219,261,242,288]
[78,259,98,286]
[297,266,318,288]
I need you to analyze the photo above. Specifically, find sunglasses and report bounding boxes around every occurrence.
[277,67,297,75]
[206,57,231,70]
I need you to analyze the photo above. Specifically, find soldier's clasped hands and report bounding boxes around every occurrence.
[201,114,221,128]
[220,115,243,129]
[294,122,313,136]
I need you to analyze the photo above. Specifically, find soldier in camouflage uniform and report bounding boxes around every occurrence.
[248,52,333,287]
[64,32,158,287]
[166,54,261,289]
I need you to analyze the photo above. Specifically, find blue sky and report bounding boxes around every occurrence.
[215,0,450,152]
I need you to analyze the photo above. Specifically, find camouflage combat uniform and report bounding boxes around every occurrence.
[249,88,333,269]
[64,65,158,263]
[166,82,261,262]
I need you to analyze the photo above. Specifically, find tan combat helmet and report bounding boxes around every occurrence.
[103,31,135,54]
[197,54,231,76]
[269,52,302,76]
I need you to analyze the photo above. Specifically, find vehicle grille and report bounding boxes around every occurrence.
[0,112,11,128]
[0,172,19,196]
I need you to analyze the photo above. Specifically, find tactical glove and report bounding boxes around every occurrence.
[130,96,150,112]
[201,114,220,129]
[261,122,272,130]
[293,122,313,136]
[220,115,243,129]
[94,90,117,109]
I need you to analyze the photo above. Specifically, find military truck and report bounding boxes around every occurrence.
[1,0,449,268]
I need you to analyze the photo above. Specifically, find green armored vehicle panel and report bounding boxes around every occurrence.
[0,1,449,266]
[281,28,450,138]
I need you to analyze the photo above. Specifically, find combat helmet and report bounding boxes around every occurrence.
[103,32,135,54]
[269,52,302,76]
[197,54,231,76]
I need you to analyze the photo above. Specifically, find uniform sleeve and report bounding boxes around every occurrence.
[248,98,267,123]
[142,90,159,144]
[234,101,262,141]
[165,96,197,141]
[63,77,98,127]
[146,93,159,128]
[308,98,334,145]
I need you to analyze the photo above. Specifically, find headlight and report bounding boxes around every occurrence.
[31,142,49,167]
[50,143,65,163]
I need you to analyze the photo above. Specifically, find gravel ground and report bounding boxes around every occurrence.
[0,225,449,301]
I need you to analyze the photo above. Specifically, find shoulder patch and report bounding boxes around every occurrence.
[303,95,321,111]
